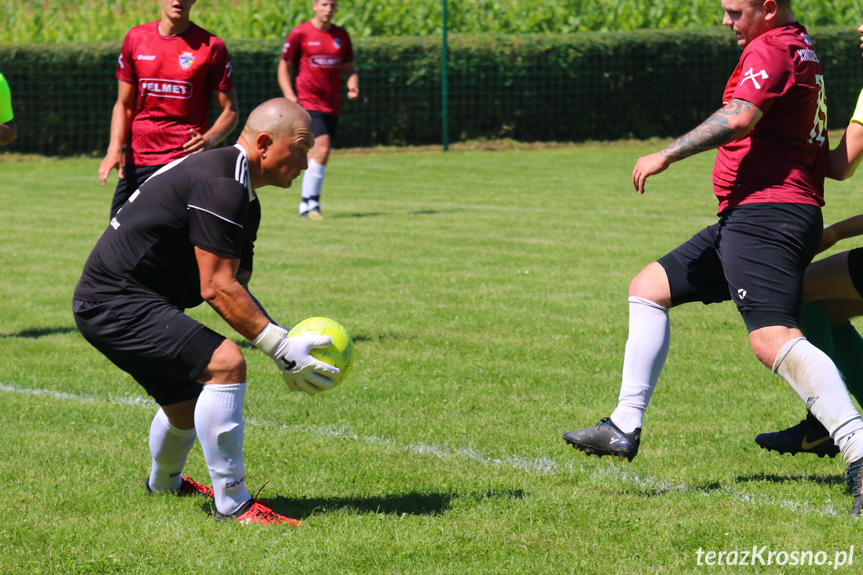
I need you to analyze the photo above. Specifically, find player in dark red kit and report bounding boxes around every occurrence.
[561,0,863,515]
[99,0,239,219]
[278,0,359,219]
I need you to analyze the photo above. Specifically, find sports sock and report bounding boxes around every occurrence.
[610,296,670,434]
[798,301,833,357]
[831,321,863,406]
[299,159,325,214]
[773,337,863,465]
[195,383,251,515]
[148,408,197,492]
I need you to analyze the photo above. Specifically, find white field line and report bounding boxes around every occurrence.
[0,382,847,517]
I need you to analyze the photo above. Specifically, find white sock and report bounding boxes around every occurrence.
[610,296,670,433]
[299,159,325,214]
[773,337,863,465]
[148,408,197,492]
[195,383,251,515]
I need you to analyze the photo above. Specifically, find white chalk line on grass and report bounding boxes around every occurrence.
[1,382,848,517]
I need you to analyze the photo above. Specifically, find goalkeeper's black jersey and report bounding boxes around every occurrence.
[75,144,260,310]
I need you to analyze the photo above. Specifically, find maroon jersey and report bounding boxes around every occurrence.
[281,21,353,115]
[117,21,233,167]
[713,22,828,214]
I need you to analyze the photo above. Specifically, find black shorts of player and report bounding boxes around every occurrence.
[847,248,863,298]
[307,109,339,140]
[73,296,225,406]
[110,163,165,220]
[657,203,823,333]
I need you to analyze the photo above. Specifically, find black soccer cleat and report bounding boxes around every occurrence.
[754,411,839,458]
[563,417,641,462]
[846,458,863,515]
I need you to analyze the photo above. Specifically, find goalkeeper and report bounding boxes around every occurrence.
[73,98,337,526]
[756,76,863,465]
[0,72,17,145]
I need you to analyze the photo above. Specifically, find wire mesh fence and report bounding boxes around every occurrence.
[2,28,863,156]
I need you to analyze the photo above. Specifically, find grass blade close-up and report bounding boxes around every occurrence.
[2,140,863,573]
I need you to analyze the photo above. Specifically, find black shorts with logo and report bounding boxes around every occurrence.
[657,203,823,332]
[73,296,225,406]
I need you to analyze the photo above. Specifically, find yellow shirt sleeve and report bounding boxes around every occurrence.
[0,73,14,124]
[853,85,863,126]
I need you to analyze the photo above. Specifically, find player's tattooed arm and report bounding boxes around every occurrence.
[632,98,762,193]
[660,99,762,161]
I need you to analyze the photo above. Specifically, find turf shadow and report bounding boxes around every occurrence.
[248,488,527,519]
[1,326,79,338]
[336,208,462,219]
[735,472,845,488]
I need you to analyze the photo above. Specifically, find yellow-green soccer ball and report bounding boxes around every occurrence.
[288,317,355,386]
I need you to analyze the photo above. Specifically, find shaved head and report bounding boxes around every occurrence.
[240,98,315,190]
[242,98,312,142]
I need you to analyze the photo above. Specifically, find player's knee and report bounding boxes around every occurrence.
[203,340,246,384]
[629,262,672,307]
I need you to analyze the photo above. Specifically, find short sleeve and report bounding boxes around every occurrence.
[208,37,234,92]
[187,178,249,259]
[730,41,793,111]
[116,31,137,84]
[282,28,302,67]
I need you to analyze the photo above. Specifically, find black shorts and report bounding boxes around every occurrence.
[307,110,339,140]
[657,203,823,332]
[73,296,225,406]
[110,163,164,219]
[848,248,863,298]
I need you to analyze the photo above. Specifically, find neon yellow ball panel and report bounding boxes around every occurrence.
[288,317,354,386]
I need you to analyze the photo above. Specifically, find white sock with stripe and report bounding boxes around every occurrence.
[610,296,670,433]
[195,383,251,515]
[773,337,863,465]
[148,408,197,492]
[299,159,325,214]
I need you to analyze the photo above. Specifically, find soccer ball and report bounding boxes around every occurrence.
[288,317,355,386]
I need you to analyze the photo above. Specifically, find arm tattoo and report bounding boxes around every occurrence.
[660,100,754,161]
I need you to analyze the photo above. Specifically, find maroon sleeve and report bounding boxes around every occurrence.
[282,27,302,68]
[116,30,137,84]
[208,37,234,91]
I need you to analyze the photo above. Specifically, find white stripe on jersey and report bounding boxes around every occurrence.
[232,143,254,201]
[188,205,244,228]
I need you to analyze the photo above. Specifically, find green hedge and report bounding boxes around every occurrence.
[2,28,863,155]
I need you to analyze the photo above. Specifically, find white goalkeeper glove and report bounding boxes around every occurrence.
[252,322,340,396]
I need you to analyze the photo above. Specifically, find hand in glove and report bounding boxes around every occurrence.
[252,322,340,396]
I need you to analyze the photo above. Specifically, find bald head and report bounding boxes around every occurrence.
[242,98,312,142]
[240,98,315,190]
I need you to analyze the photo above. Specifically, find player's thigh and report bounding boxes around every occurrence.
[657,223,729,308]
[805,249,863,302]
[718,203,822,332]
[73,297,225,405]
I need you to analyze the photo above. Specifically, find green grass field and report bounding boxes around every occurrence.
[2,141,863,574]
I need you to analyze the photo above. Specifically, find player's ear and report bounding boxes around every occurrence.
[762,0,778,19]
[256,132,274,158]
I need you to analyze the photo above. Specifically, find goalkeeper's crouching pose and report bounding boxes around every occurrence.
[73,98,337,526]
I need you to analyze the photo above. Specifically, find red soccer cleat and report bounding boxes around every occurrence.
[177,476,215,498]
[145,475,214,498]
[214,499,302,526]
